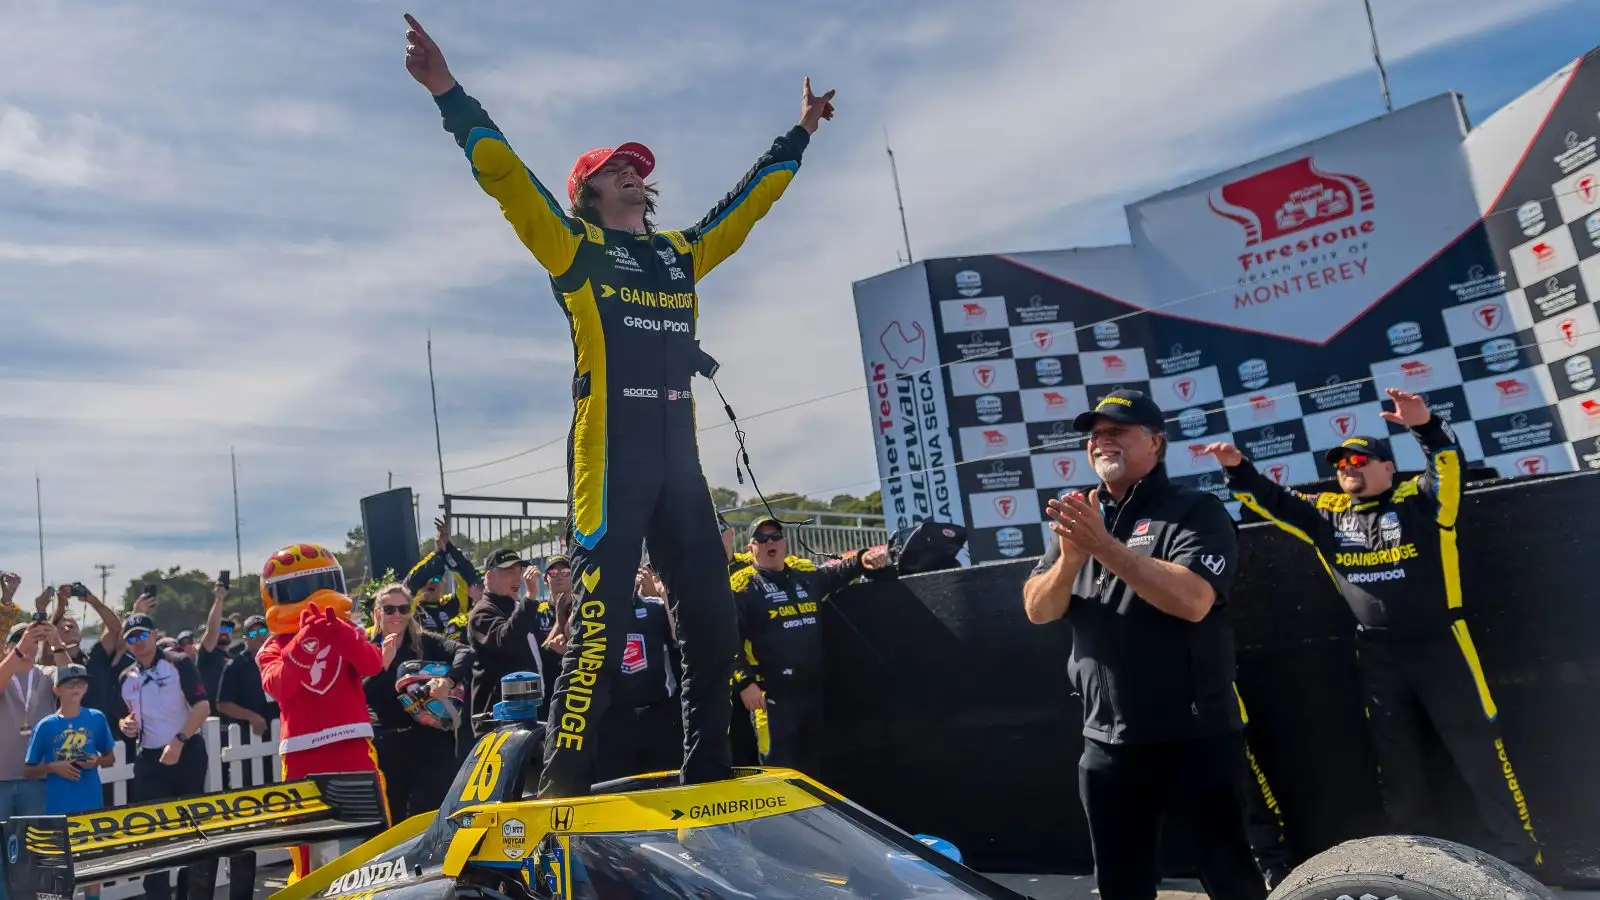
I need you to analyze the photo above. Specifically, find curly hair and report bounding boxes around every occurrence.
[570,177,661,232]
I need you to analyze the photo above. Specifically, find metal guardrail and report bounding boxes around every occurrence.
[440,496,889,568]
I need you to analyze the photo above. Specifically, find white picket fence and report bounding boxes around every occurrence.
[90,717,293,899]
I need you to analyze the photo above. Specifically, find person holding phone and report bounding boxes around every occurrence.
[24,664,114,900]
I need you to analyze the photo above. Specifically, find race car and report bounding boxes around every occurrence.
[3,670,1024,900]
[271,700,1027,900]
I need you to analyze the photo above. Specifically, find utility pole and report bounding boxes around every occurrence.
[94,564,114,613]
[35,473,45,588]
[427,332,448,511]
[1361,0,1393,113]
[231,447,244,576]
[884,125,914,265]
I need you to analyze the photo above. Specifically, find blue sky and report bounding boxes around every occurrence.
[1,0,1593,600]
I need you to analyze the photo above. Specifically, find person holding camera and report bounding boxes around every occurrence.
[118,612,214,900]
[0,619,62,900]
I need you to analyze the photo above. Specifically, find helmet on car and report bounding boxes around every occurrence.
[260,543,351,635]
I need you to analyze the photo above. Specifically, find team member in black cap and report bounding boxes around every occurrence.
[467,549,547,735]
[731,517,891,776]
[1204,387,1542,870]
[1023,390,1264,900]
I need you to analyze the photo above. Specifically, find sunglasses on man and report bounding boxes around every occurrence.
[752,533,785,544]
[244,627,269,639]
[1334,453,1373,470]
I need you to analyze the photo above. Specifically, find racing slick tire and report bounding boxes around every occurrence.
[1267,835,1554,900]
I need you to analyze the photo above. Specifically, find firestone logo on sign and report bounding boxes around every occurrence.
[1265,464,1290,485]
[994,496,1017,520]
[1174,378,1197,402]
[1330,413,1355,437]
[974,365,997,388]
[1032,329,1053,351]
[1054,458,1074,480]
[1517,455,1547,475]
[1208,156,1376,270]
[1474,304,1502,332]
[1558,318,1580,348]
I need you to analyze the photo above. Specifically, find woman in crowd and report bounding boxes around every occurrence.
[363,583,473,820]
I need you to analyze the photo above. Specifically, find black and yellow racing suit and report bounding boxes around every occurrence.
[731,552,875,776]
[432,83,811,797]
[1224,416,1541,868]
[402,542,479,640]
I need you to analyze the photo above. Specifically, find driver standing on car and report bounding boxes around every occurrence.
[1021,390,1265,900]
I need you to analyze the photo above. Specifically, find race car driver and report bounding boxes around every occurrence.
[732,518,891,775]
[1203,388,1541,870]
[402,13,836,798]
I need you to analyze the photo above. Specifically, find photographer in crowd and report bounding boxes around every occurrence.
[1021,390,1264,900]
[365,583,473,819]
[1207,387,1542,871]
[117,612,213,900]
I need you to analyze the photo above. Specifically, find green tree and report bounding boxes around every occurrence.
[709,486,740,513]
[120,569,263,636]
[334,526,367,583]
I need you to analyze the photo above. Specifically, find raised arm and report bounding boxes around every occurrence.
[1206,443,1335,545]
[1382,389,1463,524]
[682,77,835,281]
[405,15,584,278]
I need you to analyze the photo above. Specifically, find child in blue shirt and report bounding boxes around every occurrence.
[24,664,114,900]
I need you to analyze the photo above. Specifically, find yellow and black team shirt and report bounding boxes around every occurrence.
[730,554,865,691]
[1225,417,1466,635]
[433,84,809,553]
[399,543,479,641]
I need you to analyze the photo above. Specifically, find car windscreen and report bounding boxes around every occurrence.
[561,805,992,899]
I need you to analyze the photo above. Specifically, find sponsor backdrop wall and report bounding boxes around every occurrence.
[855,45,1600,564]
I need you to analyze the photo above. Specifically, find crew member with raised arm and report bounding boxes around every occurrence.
[1203,387,1541,871]
[402,12,836,798]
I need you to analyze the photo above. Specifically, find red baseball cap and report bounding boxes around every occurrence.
[566,142,655,205]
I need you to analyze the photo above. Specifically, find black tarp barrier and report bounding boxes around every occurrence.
[814,470,1600,887]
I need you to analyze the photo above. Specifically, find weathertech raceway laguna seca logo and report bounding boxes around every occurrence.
[1209,156,1377,309]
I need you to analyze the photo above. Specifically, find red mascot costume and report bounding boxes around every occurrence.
[256,543,387,883]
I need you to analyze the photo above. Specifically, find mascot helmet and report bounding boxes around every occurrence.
[260,543,351,635]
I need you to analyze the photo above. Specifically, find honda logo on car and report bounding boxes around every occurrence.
[324,857,410,896]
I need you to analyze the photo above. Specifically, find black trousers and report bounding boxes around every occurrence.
[1078,732,1266,900]
[1241,737,1292,887]
[375,725,459,821]
[132,740,214,900]
[1355,625,1541,867]
[753,681,823,777]
[538,463,738,798]
[593,696,684,785]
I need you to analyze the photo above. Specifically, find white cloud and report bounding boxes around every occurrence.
[0,0,1586,601]
[0,107,99,187]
